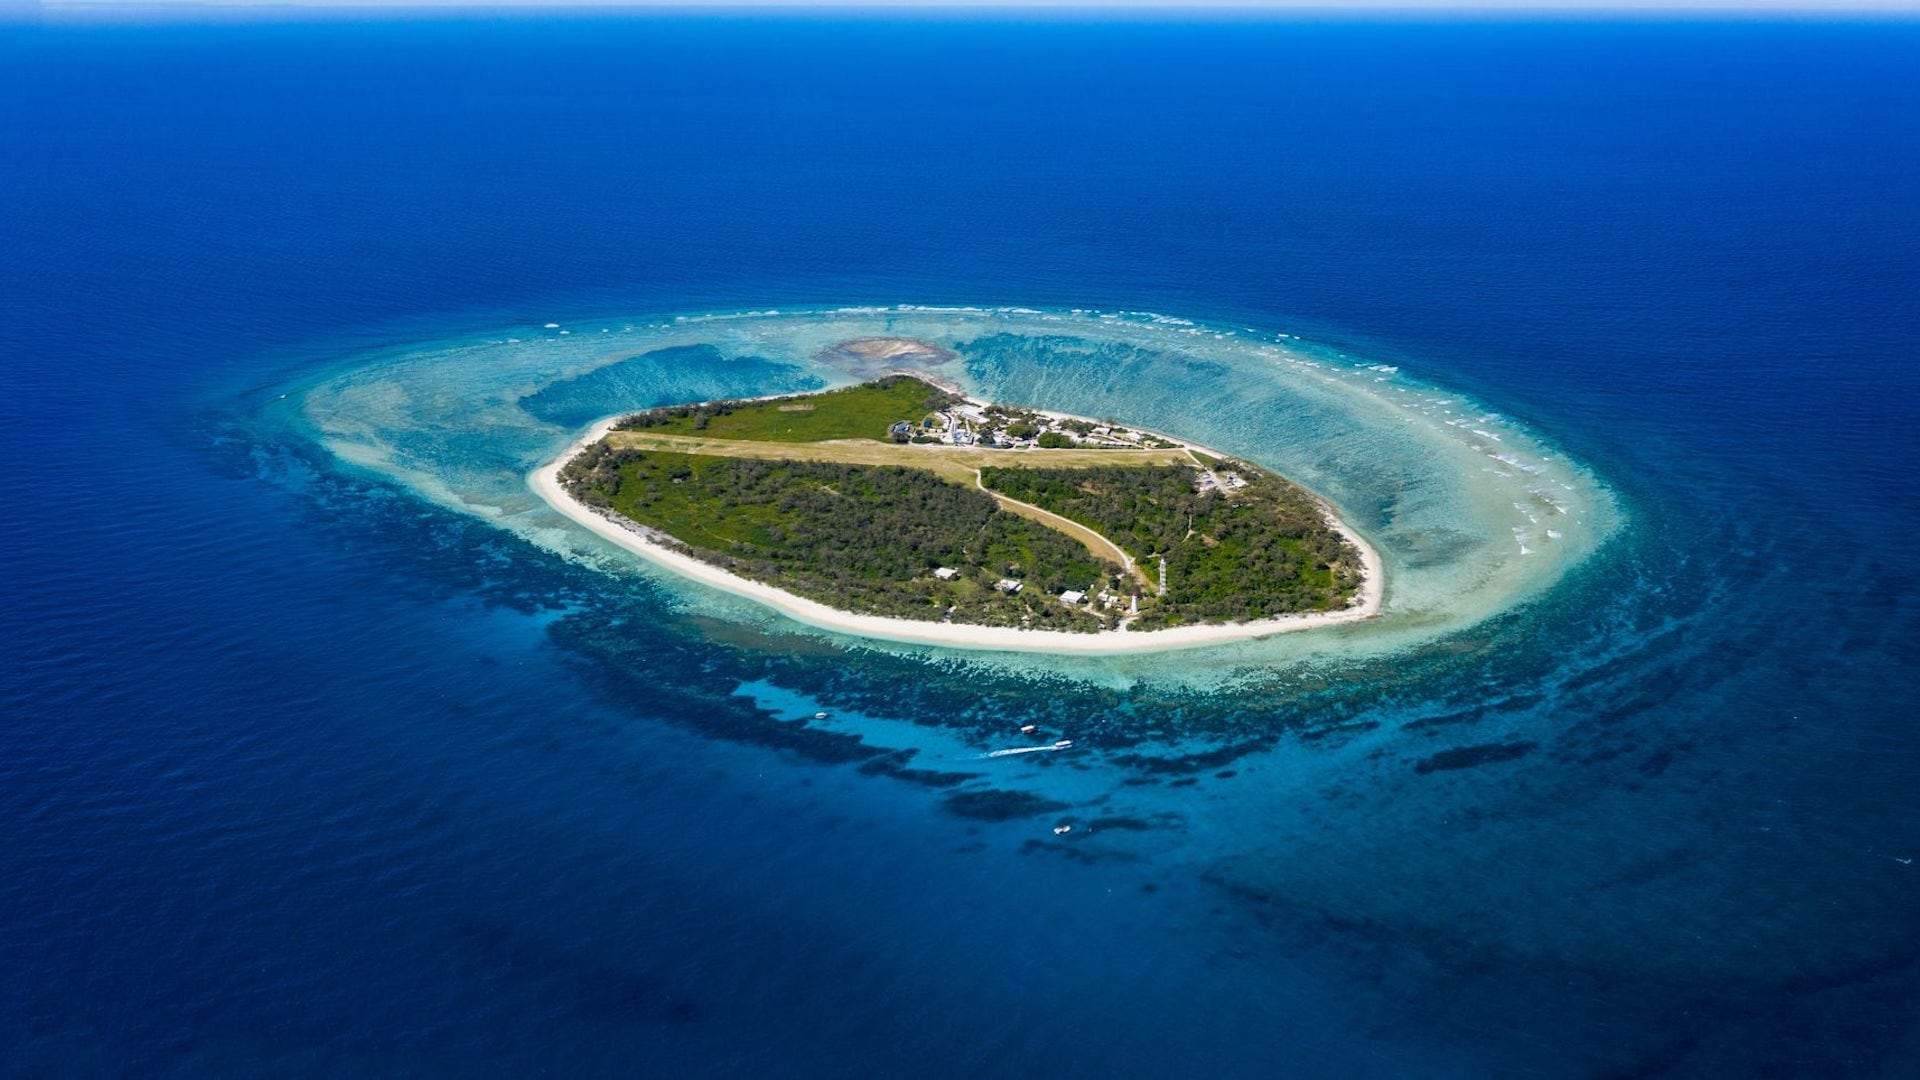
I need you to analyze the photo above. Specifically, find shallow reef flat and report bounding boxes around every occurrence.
[301,305,1618,682]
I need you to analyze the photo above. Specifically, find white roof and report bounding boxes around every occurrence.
[1059,590,1086,604]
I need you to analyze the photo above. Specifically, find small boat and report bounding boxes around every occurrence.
[813,711,829,720]
[1052,823,1073,836]
[984,741,1072,759]
[1019,724,1038,735]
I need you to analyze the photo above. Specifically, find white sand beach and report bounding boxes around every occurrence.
[529,416,1383,656]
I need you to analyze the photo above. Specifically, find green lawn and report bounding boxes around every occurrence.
[616,375,950,443]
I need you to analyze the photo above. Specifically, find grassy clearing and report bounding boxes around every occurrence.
[615,376,949,443]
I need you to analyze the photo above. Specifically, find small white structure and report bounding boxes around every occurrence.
[932,567,959,581]
[1059,590,1086,605]
[995,578,1024,594]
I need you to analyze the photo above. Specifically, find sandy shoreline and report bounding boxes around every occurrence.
[529,415,1384,655]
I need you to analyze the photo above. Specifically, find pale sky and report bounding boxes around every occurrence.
[14,0,1919,23]
[27,0,1920,11]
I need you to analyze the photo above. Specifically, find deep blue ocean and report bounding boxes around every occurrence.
[4,12,1919,1077]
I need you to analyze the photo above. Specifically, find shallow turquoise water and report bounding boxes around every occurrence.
[303,306,1619,680]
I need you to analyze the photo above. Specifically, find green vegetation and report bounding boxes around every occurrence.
[614,375,954,443]
[566,375,1365,634]
[979,464,1360,628]
[561,444,1121,631]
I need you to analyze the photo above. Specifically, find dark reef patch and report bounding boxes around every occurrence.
[941,789,1071,821]
[1402,695,1543,733]
[1413,741,1538,774]
[1087,814,1181,833]
[1112,740,1272,775]
[1018,838,1140,864]
[1296,719,1380,744]
[856,749,981,788]
[549,612,896,767]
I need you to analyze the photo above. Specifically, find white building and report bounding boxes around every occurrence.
[933,567,959,580]
[1059,590,1086,605]
[995,578,1023,594]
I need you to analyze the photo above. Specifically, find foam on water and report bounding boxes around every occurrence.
[299,305,1620,685]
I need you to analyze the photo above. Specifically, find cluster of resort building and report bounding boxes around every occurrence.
[925,566,1143,618]
[1194,469,1248,494]
[889,399,1175,451]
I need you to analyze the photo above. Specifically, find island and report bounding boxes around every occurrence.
[531,365,1382,653]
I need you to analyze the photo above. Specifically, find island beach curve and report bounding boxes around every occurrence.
[529,373,1384,656]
